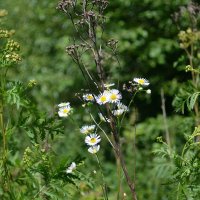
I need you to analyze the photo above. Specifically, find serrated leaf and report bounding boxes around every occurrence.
[188,92,199,111]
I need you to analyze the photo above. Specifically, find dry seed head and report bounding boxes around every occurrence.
[57,0,76,11]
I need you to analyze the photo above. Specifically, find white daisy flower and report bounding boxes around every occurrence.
[117,102,129,112]
[83,93,95,102]
[112,103,129,117]
[98,113,111,123]
[104,83,115,88]
[133,78,149,86]
[66,162,76,174]
[146,89,151,94]
[88,145,100,154]
[112,109,124,116]
[96,90,110,105]
[80,125,95,134]
[108,89,122,103]
[58,103,72,117]
[58,102,70,107]
[85,134,101,146]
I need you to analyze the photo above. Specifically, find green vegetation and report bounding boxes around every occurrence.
[1,0,200,199]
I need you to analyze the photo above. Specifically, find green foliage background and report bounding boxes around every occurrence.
[1,0,200,199]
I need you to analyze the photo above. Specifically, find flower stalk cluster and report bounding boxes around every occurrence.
[57,1,151,199]
[0,10,22,193]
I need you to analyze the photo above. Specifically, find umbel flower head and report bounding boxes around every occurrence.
[88,145,100,154]
[133,78,149,86]
[58,102,72,117]
[80,125,95,134]
[66,162,76,174]
[85,134,101,146]
[83,93,95,102]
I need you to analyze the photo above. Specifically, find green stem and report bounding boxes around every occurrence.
[0,68,11,192]
[117,157,122,200]
[90,113,115,149]
[95,154,108,200]
[176,182,180,200]
[119,91,138,132]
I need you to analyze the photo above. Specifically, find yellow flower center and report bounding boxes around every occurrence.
[110,94,117,100]
[63,108,69,114]
[87,95,94,100]
[138,79,145,84]
[90,138,97,143]
[100,96,107,102]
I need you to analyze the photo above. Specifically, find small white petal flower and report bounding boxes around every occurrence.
[83,93,95,102]
[146,89,151,94]
[80,125,95,134]
[138,87,143,91]
[85,134,101,146]
[104,83,115,88]
[133,78,149,86]
[96,91,110,105]
[117,102,129,112]
[98,113,111,123]
[108,89,122,103]
[88,145,100,154]
[58,102,70,107]
[112,109,124,116]
[112,103,129,116]
[58,103,72,117]
[66,162,76,174]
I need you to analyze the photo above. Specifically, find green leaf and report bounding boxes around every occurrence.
[188,92,200,111]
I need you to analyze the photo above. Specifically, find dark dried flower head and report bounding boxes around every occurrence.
[83,11,96,22]
[57,0,76,11]
[107,39,118,50]
[173,2,200,25]
[123,83,138,93]
[187,2,200,16]
[66,45,76,53]
[92,0,109,11]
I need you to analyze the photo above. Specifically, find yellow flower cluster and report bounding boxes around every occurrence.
[0,10,21,67]
[6,39,20,51]
[0,9,8,17]
[23,147,32,167]
[0,29,14,38]
[28,80,37,88]
[178,28,200,49]
[4,52,21,63]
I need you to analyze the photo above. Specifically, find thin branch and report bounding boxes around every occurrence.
[161,89,171,149]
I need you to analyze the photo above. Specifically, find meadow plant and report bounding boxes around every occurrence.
[4,1,200,199]
[0,10,85,199]
[57,1,150,199]
[154,3,200,199]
